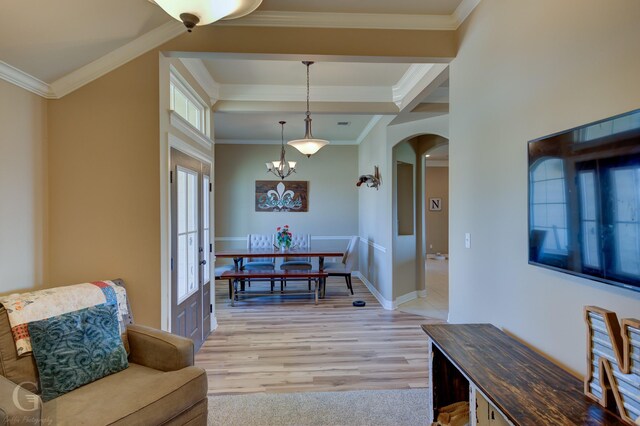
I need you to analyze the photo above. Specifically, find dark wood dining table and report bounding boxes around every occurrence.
[215,248,344,298]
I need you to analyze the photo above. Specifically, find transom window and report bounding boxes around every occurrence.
[170,71,206,134]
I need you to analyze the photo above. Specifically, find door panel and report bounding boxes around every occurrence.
[171,148,212,351]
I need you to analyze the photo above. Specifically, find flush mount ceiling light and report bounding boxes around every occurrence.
[153,0,263,32]
[266,121,296,180]
[287,61,329,158]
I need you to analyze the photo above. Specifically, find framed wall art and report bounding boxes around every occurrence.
[255,181,308,212]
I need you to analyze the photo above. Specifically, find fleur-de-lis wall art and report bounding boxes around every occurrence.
[255,180,308,212]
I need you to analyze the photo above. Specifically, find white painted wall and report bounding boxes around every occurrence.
[449,0,640,376]
[0,80,48,294]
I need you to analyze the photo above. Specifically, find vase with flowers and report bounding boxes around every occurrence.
[276,225,292,251]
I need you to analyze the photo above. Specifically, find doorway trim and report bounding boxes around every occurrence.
[161,132,214,332]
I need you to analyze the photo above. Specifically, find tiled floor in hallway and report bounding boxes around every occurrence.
[397,258,449,321]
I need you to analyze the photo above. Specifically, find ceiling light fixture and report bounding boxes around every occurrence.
[266,121,296,180]
[153,0,263,32]
[287,61,329,157]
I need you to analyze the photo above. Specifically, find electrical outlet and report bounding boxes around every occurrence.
[465,233,471,249]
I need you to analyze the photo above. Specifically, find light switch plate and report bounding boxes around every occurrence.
[465,233,471,249]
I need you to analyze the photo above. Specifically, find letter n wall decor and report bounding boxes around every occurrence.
[584,306,640,425]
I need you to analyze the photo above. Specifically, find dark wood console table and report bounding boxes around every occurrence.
[421,324,625,425]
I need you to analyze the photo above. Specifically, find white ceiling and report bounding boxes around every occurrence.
[215,112,375,143]
[197,58,445,144]
[0,0,171,82]
[258,0,463,15]
[204,59,411,86]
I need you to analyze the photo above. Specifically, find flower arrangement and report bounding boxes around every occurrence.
[276,225,292,250]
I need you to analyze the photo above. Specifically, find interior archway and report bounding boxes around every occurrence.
[391,133,449,320]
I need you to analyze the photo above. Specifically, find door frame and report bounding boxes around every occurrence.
[161,132,214,333]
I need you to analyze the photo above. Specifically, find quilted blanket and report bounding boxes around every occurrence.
[0,281,129,356]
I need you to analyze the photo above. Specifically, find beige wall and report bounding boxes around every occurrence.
[214,144,358,260]
[48,50,162,326]
[425,165,448,254]
[0,80,48,294]
[449,0,640,376]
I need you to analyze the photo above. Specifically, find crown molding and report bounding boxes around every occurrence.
[179,58,221,105]
[218,0,481,30]
[49,21,185,98]
[218,84,390,103]
[392,64,434,107]
[219,10,456,30]
[0,60,55,99]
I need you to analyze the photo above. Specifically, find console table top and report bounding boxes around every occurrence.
[421,323,624,426]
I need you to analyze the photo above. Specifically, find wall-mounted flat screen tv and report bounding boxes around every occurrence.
[528,109,640,293]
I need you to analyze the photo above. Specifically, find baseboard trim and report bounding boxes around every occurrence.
[211,316,219,331]
[352,271,393,310]
[353,272,427,310]
[394,291,420,307]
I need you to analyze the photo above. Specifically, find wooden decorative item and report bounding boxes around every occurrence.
[255,180,308,212]
[584,306,640,425]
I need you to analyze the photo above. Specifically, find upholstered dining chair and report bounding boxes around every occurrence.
[280,234,312,270]
[280,234,312,290]
[244,234,276,291]
[323,236,359,295]
[244,234,276,270]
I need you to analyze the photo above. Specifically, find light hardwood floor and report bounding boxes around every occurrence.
[196,276,443,395]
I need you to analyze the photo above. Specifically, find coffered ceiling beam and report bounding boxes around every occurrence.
[212,101,399,115]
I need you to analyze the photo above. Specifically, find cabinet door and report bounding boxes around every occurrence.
[476,392,490,426]
[489,408,510,426]
[477,391,511,426]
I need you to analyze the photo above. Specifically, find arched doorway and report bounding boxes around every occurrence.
[391,134,449,320]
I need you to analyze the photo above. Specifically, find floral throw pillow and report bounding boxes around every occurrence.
[28,304,129,401]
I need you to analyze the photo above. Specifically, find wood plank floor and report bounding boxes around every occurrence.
[196,277,443,395]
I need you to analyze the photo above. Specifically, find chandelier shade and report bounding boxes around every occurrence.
[287,61,329,157]
[154,0,262,30]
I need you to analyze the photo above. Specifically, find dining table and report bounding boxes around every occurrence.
[215,247,345,298]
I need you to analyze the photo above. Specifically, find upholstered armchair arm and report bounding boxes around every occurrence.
[126,324,194,372]
[0,375,42,426]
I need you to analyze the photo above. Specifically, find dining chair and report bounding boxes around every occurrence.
[280,234,312,270]
[243,234,276,291]
[323,236,359,295]
[244,234,276,269]
[280,234,312,290]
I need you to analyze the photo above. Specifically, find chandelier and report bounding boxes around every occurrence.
[266,121,296,180]
[153,0,263,32]
[287,61,329,157]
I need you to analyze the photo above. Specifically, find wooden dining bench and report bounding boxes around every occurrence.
[221,270,329,306]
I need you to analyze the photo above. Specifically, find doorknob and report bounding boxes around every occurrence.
[200,260,207,266]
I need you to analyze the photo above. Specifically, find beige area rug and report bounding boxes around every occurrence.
[207,388,429,426]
